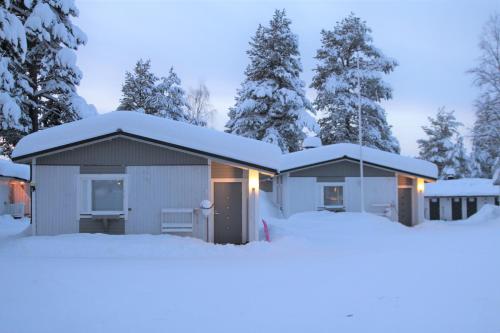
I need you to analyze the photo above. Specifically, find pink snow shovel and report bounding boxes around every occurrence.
[262,219,271,242]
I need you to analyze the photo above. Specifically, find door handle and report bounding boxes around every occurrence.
[214,211,221,215]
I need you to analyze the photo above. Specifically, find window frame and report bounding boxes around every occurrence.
[78,174,128,218]
[317,182,345,209]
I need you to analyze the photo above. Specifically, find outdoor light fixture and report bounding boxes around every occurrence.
[249,170,259,191]
[417,179,425,193]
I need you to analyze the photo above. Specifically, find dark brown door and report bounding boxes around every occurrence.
[429,198,440,220]
[451,198,462,220]
[214,182,243,244]
[466,197,477,218]
[398,188,412,226]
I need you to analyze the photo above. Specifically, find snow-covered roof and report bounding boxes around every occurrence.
[424,178,499,197]
[12,111,282,172]
[0,159,30,181]
[280,143,438,179]
[11,112,437,179]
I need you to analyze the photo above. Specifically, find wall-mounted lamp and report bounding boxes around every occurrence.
[417,179,425,193]
[249,170,259,191]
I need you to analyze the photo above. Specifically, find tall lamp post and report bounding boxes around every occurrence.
[357,54,365,213]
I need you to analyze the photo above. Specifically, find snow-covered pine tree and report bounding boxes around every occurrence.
[442,135,470,179]
[147,67,189,121]
[0,0,94,156]
[0,2,28,154]
[117,59,158,114]
[311,13,400,153]
[226,9,315,152]
[468,14,500,178]
[417,107,466,179]
[24,1,94,129]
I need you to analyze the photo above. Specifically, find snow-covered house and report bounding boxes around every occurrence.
[12,112,439,241]
[424,178,500,221]
[0,159,30,218]
[12,112,280,244]
[273,143,438,226]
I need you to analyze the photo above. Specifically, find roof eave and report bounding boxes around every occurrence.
[279,155,437,181]
[12,131,278,174]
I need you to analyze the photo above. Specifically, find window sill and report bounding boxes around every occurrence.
[80,212,126,218]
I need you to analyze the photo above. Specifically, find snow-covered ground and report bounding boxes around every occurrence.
[1,202,500,333]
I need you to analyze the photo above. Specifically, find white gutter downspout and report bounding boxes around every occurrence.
[31,158,36,235]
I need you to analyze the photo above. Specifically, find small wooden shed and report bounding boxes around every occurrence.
[424,178,499,221]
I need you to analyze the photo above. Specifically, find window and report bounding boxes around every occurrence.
[318,183,344,208]
[92,180,124,211]
[79,175,127,216]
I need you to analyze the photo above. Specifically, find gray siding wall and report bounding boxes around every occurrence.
[35,165,79,235]
[79,218,125,234]
[281,175,397,218]
[80,165,125,174]
[211,162,243,178]
[37,137,208,166]
[126,166,209,237]
[290,160,394,178]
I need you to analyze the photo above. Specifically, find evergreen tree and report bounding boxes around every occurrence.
[0,2,27,154]
[311,13,400,153]
[0,0,95,156]
[442,135,470,179]
[468,14,500,178]
[417,107,466,179]
[117,59,157,113]
[148,67,189,121]
[226,9,315,152]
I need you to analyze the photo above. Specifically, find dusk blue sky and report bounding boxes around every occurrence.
[74,0,498,155]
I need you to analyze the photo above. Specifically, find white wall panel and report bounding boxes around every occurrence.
[345,177,397,219]
[126,166,209,238]
[282,176,316,217]
[35,165,79,235]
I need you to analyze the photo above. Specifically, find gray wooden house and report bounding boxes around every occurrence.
[272,143,437,226]
[12,112,280,244]
[0,159,31,217]
[12,112,441,243]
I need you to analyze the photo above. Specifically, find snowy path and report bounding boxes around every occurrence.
[1,207,499,333]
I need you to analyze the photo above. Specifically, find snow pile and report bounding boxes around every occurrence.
[1,205,500,332]
[424,178,499,197]
[461,204,500,224]
[0,215,30,240]
[280,142,438,179]
[12,111,282,170]
[0,158,29,180]
[1,232,277,260]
